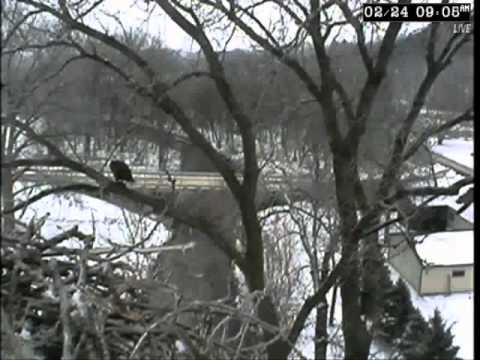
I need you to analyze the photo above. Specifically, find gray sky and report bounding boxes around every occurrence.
[88,0,472,51]
[88,0,247,51]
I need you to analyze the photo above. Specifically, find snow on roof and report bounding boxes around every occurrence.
[417,138,474,223]
[432,139,473,169]
[429,139,474,223]
[415,231,473,266]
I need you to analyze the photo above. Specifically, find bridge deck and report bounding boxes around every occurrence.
[19,168,289,190]
[17,150,472,191]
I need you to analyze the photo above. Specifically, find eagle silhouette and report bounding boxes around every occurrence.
[109,160,134,183]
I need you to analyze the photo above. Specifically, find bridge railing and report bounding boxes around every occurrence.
[20,168,228,189]
[18,166,313,191]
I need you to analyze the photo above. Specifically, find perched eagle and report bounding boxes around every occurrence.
[109,160,134,183]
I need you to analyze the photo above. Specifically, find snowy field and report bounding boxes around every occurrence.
[16,191,169,249]
[15,139,473,359]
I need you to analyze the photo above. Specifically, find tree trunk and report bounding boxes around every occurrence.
[340,244,372,360]
[238,195,285,359]
[1,93,15,235]
[1,165,15,234]
[316,223,332,360]
[329,283,338,327]
[315,298,329,359]
[84,134,91,160]
[158,144,166,170]
[333,155,372,360]
[281,124,288,158]
[361,223,385,326]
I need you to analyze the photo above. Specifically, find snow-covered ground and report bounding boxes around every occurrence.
[16,190,169,248]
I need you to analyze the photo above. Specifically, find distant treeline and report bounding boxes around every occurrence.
[6,23,472,168]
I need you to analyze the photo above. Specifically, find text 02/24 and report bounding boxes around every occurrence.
[363,3,472,22]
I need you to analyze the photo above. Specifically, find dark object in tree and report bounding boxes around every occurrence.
[437,134,445,145]
[109,160,135,183]
[360,252,391,322]
[456,187,473,206]
[456,187,473,214]
[455,187,475,206]
[408,205,452,234]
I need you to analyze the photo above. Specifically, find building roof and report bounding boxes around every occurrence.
[429,139,474,223]
[415,231,473,266]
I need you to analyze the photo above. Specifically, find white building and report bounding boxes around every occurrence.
[387,137,474,296]
[388,228,473,296]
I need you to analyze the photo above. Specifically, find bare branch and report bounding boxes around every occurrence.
[334,0,373,73]
[402,108,473,161]
[394,176,473,198]
[4,120,111,185]
[155,0,259,194]
[2,183,100,215]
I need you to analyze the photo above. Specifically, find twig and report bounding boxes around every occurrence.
[52,260,74,360]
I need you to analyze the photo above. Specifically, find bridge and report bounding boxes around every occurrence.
[19,168,291,191]
[18,149,472,191]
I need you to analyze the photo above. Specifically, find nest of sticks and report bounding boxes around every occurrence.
[1,220,272,360]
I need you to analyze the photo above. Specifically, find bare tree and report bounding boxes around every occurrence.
[2,0,473,358]
[1,0,74,233]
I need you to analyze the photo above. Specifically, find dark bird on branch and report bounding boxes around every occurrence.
[456,187,473,214]
[109,160,135,183]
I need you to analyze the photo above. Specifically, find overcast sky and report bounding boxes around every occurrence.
[88,0,247,51]
[87,0,472,52]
